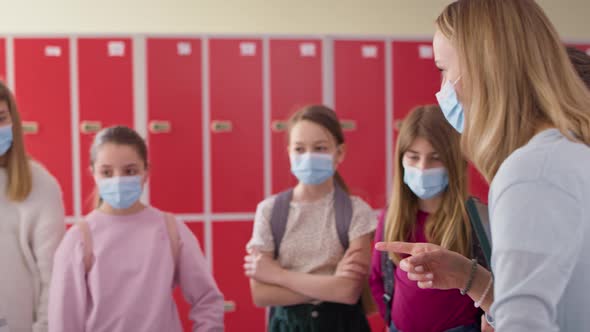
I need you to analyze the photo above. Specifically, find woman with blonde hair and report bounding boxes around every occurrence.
[377,0,590,330]
[0,80,66,332]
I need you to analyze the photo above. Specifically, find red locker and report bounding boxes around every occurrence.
[334,40,386,208]
[270,39,323,194]
[0,39,6,82]
[147,38,203,214]
[213,221,265,332]
[209,39,263,213]
[14,38,73,215]
[174,221,205,332]
[392,41,440,120]
[570,43,590,55]
[78,38,134,213]
[468,166,488,203]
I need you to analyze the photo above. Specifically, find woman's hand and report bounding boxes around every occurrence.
[244,249,284,285]
[335,247,369,280]
[374,241,472,290]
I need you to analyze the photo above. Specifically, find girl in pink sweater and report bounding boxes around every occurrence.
[48,126,224,332]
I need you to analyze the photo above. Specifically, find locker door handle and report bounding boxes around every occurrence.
[224,300,236,313]
[149,120,172,134]
[394,120,403,132]
[340,120,357,131]
[271,120,287,132]
[211,120,233,133]
[22,121,39,135]
[80,121,102,134]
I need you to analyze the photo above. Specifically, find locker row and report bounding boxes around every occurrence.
[3,36,513,219]
[6,36,590,332]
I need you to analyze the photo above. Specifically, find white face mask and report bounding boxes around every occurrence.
[97,176,143,209]
[290,153,335,185]
[435,76,465,133]
[403,165,449,199]
[0,125,13,156]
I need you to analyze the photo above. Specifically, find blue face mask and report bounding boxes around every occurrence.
[0,125,13,156]
[290,153,335,185]
[436,77,464,133]
[403,165,449,199]
[98,176,143,210]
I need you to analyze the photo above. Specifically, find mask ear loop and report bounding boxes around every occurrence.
[452,75,462,85]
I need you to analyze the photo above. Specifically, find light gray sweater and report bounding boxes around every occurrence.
[490,129,590,331]
[0,161,65,332]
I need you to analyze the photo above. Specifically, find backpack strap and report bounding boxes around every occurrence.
[466,197,492,268]
[77,214,181,276]
[268,185,354,322]
[333,184,353,250]
[77,220,94,274]
[269,189,294,259]
[164,213,181,266]
[267,189,294,323]
[379,209,395,325]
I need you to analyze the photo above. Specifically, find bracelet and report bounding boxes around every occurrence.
[474,274,494,308]
[460,259,478,295]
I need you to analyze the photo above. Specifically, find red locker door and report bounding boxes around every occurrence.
[0,39,6,82]
[209,39,263,213]
[14,38,73,214]
[147,38,203,214]
[213,221,265,332]
[78,38,134,213]
[570,43,590,54]
[392,41,489,202]
[270,39,323,194]
[392,41,440,120]
[334,40,386,208]
[174,221,205,332]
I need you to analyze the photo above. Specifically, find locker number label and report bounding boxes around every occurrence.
[361,45,378,59]
[418,45,434,59]
[340,120,357,131]
[177,42,192,56]
[44,46,62,57]
[22,121,39,134]
[299,43,316,57]
[271,120,287,132]
[108,41,126,57]
[240,42,257,56]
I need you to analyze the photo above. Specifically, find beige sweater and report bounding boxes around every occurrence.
[0,161,65,332]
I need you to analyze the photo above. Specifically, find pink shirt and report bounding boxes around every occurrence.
[48,206,224,332]
[370,210,479,332]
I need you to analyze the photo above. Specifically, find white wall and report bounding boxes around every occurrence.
[1,0,589,41]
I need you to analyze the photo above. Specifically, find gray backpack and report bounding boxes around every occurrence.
[267,184,378,318]
[269,184,353,259]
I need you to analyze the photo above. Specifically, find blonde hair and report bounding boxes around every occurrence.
[437,0,590,182]
[0,81,32,201]
[384,105,471,264]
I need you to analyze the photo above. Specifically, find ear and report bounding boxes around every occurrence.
[335,143,347,166]
[142,165,150,185]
